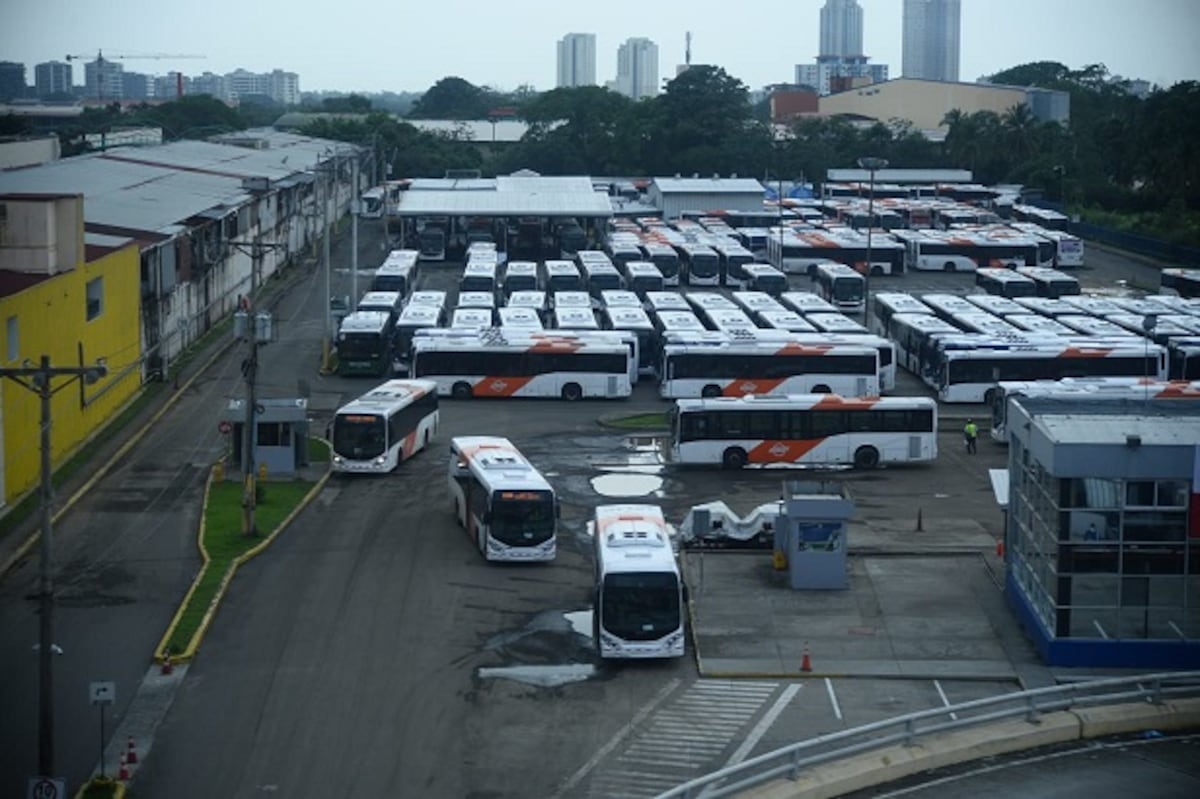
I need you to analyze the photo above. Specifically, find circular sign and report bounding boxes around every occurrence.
[218,420,233,435]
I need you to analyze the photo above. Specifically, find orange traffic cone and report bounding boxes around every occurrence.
[161,654,174,676]
[996,539,1005,558]
[117,753,130,781]
[801,643,813,673]
[126,736,138,765]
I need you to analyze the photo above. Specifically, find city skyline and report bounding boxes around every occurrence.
[2,0,1197,94]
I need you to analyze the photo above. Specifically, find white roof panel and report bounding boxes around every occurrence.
[652,177,765,194]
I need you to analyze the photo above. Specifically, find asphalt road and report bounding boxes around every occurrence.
[0,228,1175,797]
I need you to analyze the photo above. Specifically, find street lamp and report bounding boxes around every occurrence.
[857,156,889,320]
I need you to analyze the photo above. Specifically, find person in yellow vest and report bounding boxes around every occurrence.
[964,419,978,454]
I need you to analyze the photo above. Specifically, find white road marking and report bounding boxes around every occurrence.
[724,683,802,767]
[825,678,843,720]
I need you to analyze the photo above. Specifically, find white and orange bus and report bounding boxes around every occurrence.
[658,338,879,399]
[668,393,937,469]
[330,379,440,473]
[411,328,633,400]
[448,436,557,561]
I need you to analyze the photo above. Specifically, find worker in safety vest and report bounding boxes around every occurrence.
[963,419,978,454]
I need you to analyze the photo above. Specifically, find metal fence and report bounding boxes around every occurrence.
[655,671,1200,799]
[1071,221,1200,266]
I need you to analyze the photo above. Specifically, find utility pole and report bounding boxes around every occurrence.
[322,164,333,370]
[351,153,359,304]
[240,301,259,536]
[1,355,108,782]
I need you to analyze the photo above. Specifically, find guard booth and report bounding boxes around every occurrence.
[773,480,855,590]
[223,398,310,477]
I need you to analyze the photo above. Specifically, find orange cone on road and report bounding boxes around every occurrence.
[126,736,138,765]
[161,654,174,675]
[996,539,1005,558]
[118,753,130,781]
[801,643,812,673]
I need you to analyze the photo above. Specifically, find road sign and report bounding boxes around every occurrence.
[89,681,115,705]
[28,777,65,799]
[218,420,233,434]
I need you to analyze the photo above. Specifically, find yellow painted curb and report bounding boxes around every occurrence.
[154,459,330,664]
[73,776,126,799]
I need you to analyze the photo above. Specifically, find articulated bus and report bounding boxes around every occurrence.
[931,340,1168,403]
[411,328,633,400]
[336,311,396,377]
[669,393,937,470]
[331,379,439,473]
[448,436,557,562]
[659,339,879,399]
[592,504,686,659]
[989,378,1200,443]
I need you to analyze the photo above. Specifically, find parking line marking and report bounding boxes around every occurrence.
[825,678,842,720]
[933,679,958,720]
[724,684,802,767]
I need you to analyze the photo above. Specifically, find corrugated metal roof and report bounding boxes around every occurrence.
[411,119,532,143]
[394,189,611,217]
[652,177,766,194]
[1036,412,1200,446]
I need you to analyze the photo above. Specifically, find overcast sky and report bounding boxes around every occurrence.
[3,0,1198,94]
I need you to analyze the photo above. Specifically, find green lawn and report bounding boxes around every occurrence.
[307,436,330,462]
[165,479,314,655]
[604,411,670,430]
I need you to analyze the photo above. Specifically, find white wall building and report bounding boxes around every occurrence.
[84,58,123,102]
[34,61,72,97]
[820,0,863,58]
[902,0,961,82]
[611,38,659,100]
[557,33,596,88]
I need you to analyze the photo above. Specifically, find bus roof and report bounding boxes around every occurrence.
[497,307,544,329]
[674,393,934,412]
[507,290,547,310]
[450,436,554,494]
[407,290,447,308]
[397,304,442,325]
[594,504,676,576]
[601,289,643,308]
[604,307,653,329]
[338,310,391,334]
[337,379,437,416]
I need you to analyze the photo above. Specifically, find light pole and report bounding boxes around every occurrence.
[857,156,889,319]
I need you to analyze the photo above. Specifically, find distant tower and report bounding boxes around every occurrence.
[820,0,864,58]
[903,0,961,82]
[557,33,597,88]
[686,31,692,66]
[612,38,659,100]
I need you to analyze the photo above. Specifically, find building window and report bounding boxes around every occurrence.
[5,315,16,362]
[86,277,104,321]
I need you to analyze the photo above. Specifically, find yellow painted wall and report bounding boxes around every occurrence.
[0,241,142,505]
[819,78,1027,132]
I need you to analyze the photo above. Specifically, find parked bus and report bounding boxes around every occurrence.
[394,303,444,375]
[553,306,601,331]
[644,290,691,315]
[1014,267,1081,299]
[1161,268,1200,299]
[659,339,879,399]
[989,378,1200,442]
[780,291,839,316]
[652,310,708,337]
[372,249,420,296]
[813,262,866,313]
[459,261,498,297]
[542,260,584,293]
[1011,204,1069,231]
[678,243,721,286]
[456,290,497,313]
[1011,296,1080,317]
[713,328,898,392]
[1056,315,1136,338]
[407,290,448,311]
[805,313,869,334]
[582,260,624,301]
[501,261,539,298]
[622,261,666,298]
[600,289,643,310]
[356,291,405,322]
[592,504,685,659]
[604,241,643,272]
[601,306,656,378]
[497,306,544,330]
[336,311,396,377]
[712,243,756,288]
[731,291,787,322]
[640,242,682,286]
[869,292,933,337]
[756,309,817,333]
[886,312,964,375]
[551,290,592,311]
[1005,315,1077,337]
[448,436,557,562]
[330,379,440,473]
[974,268,1038,299]
[669,393,937,469]
[450,307,495,330]
[703,308,759,335]
[507,290,548,322]
[417,223,447,262]
[903,231,1037,272]
[685,291,739,322]
[1008,223,1084,268]
[931,340,1168,403]
[742,263,789,297]
[411,328,633,400]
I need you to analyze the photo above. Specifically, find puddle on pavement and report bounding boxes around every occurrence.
[478,664,597,687]
[563,610,593,637]
[591,472,664,497]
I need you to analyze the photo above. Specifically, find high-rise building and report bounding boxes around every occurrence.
[122,71,153,100]
[611,38,659,100]
[820,0,864,58]
[902,0,961,82]
[268,70,300,106]
[0,61,27,102]
[84,57,123,101]
[154,73,191,100]
[34,61,73,98]
[797,57,888,96]
[557,33,596,88]
[190,72,227,100]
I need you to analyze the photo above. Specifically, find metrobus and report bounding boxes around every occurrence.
[644,290,691,314]
[712,243,756,287]
[712,328,898,392]
[604,240,643,271]
[411,328,633,400]
[1106,313,1200,343]
[988,378,1200,443]
[1056,315,1135,338]
[551,290,592,310]
[330,379,440,473]
[920,293,982,323]
[677,243,721,286]
[930,341,1168,403]
[497,306,544,330]
[1011,204,1069,231]
[448,436,557,562]
[684,291,739,321]
[780,291,839,316]
[1008,223,1084,268]
[886,312,964,375]
[805,313,869,335]
[600,289,644,310]
[501,261,539,298]
[742,263,789,296]
[1005,314,1077,337]
[592,504,685,659]
[652,310,708,336]
[459,261,498,297]
[1161,268,1200,299]
[622,261,666,298]
[542,260,583,293]
[756,309,818,333]
[904,233,1037,272]
[658,339,879,399]
[974,268,1038,299]
[450,307,495,329]
[394,303,444,375]
[372,250,420,295]
[640,242,682,286]
[869,292,933,336]
[507,290,548,322]
[668,393,937,469]
[813,262,866,313]
[356,291,405,322]
[601,306,656,378]
[407,290,448,311]
[1011,296,1080,317]
[731,291,787,321]
[336,311,396,377]
[456,291,497,314]
[553,306,600,331]
[703,308,759,335]
[1014,267,1080,298]
[582,260,624,300]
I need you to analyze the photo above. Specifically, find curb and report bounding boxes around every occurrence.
[73,777,127,799]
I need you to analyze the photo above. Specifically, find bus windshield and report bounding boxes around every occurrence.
[338,332,386,358]
[833,278,864,302]
[491,491,556,546]
[332,414,386,460]
[601,572,681,639]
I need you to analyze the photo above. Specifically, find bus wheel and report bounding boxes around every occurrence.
[722,447,748,470]
[812,384,832,394]
[871,265,884,276]
[854,446,880,469]
[452,382,473,399]
[701,385,722,398]
[561,382,583,401]
[943,261,956,272]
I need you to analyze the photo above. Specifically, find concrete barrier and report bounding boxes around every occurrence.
[1073,697,1200,739]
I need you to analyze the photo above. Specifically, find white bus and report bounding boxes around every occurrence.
[886,312,964,376]
[780,291,839,316]
[805,313,869,335]
[330,379,440,473]
[551,290,593,311]
[677,243,721,286]
[593,504,686,659]
[372,249,420,296]
[501,261,539,298]
[507,290,548,322]
[974,268,1038,299]
[644,291,691,314]
[459,261,498,297]
[601,306,656,378]
[407,290,448,311]
[904,231,1037,272]
[652,310,708,336]
[1161,268,1200,299]
[553,306,601,331]
[581,260,624,300]
[356,291,405,325]
[640,242,682,286]
[704,308,759,335]
[742,263,789,297]
[1008,223,1084,268]
[450,308,496,330]
[497,306,544,330]
[868,292,932,336]
[1011,296,1080,317]
[411,328,633,400]
[394,303,444,375]
[542,260,584,293]
[931,340,1168,403]
[336,311,396,377]
[669,393,937,469]
[1012,204,1069,231]
[712,242,756,287]
[448,436,557,562]
[1014,267,1081,299]
[1005,315,1078,337]
[622,261,666,298]
[456,291,497,313]
[731,291,787,321]
[600,289,643,310]
[756,309,818,333]
[813,262,866,314]
[659,338,879,399]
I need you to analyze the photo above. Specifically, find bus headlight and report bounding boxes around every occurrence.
[332,455,343,464]
[373,456,386,469]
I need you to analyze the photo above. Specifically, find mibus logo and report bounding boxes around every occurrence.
[768,442,789,457]
[739,382,757,393]
[490,380,507,392]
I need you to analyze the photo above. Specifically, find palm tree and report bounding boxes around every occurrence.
[1002,104,1038,162]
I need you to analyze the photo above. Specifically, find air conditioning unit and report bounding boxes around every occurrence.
[242,176,270,192]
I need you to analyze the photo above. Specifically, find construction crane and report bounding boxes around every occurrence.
[65,50,207,101]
